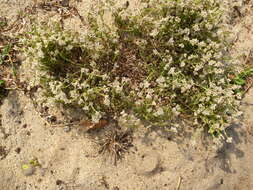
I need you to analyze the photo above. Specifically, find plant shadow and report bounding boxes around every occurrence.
[141,121,245,174]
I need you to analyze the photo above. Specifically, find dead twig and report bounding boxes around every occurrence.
[176,176,182,190]
[243,78,253,96]
[98,130,133,166]
[243,50,252,65]
[37,1,86,28]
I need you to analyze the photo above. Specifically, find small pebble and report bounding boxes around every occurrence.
[15,147,21,154]
[47,115,57,123]
[63,126,71,132]
[56,179,64,185]
[21,163,35,176]
[61,0,69,7]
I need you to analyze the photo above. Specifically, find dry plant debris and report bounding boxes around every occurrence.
[98,130,133,165]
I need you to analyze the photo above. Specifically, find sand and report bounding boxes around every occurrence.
[1,0,253,189]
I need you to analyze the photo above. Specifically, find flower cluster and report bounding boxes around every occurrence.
[22,0,240,136]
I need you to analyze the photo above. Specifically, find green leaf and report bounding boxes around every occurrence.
[0,44,11,65]
[234,78,246,85]
[0,80,5,86]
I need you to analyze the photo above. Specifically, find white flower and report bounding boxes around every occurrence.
[172,105,180,116]
[143,80,150,88]
[112,80,123,93]
[193,24,200,31]
[154,107,164,116]
[102,74,109,80]
[147,108,152,113]
[37,50,44,58]
[179,43,185,48]
[180,62,185,67]
[206,23,212,30]
[168,67,175,75]
[150,29,159,37]
[190,39,198,46]
[171,127,178,133]
[146,94,152,99]
[175,17,181,23]
[55,91,69,103]
[78,98,84,105]
[81,68,89,73]
[135,100,142,105]
[70,90,78,98]
[104,95,110,106]
[226,137,232,143]
[202,110,210,116]
[201,11,208,18]
[146,88,154,94]
[115,50,120,55]
[156,76,165,84]
[66,44,73,51]
[153,49,159,55]
[198,41,206,47]
[82,106,89,111]
[210,104,216,110]
[92,111,102,123]
[168,38,174,44]
[58,39,66,46]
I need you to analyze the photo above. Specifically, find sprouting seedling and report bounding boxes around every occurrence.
[21,158,41,176]
[232,68,253,86]
[0,80,5,86]
[0,44,11,65]
[21,164,30,170]
[0,17,7,29]
[232,67,253,95]
[29,158,41,167]
[0,21,7,28]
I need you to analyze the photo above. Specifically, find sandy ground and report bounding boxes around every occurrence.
[1,0,253,190]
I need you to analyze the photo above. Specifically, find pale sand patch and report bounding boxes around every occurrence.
[1,1,253,190]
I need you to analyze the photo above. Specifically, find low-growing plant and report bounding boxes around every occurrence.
[232,67,253,94]
[0,17,7,30]
[22,0,241,136]
[98,130,133,165]
[0,36,20,76]
[0,44,11,65]
[232,68,253,85]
